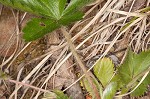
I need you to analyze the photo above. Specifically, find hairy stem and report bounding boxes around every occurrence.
[61,26,100,99]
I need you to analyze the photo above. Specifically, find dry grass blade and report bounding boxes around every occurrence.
[9,54,52,98]
[108,9,148,17]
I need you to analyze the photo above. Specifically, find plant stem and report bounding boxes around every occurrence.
[61,26,101,99]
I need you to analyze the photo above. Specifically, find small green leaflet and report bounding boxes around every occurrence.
[0,0,94,41]
[93,58,114,87]
[102,82,118,99]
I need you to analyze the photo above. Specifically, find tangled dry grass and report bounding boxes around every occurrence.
[0,0,150,99]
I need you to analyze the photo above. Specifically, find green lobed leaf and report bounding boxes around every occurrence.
[22,12,84,41]
[0,0,94,41]
[93,58,114,87]
[116,50,150,97]
[102,82,118,99]
[118,50,150,84]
